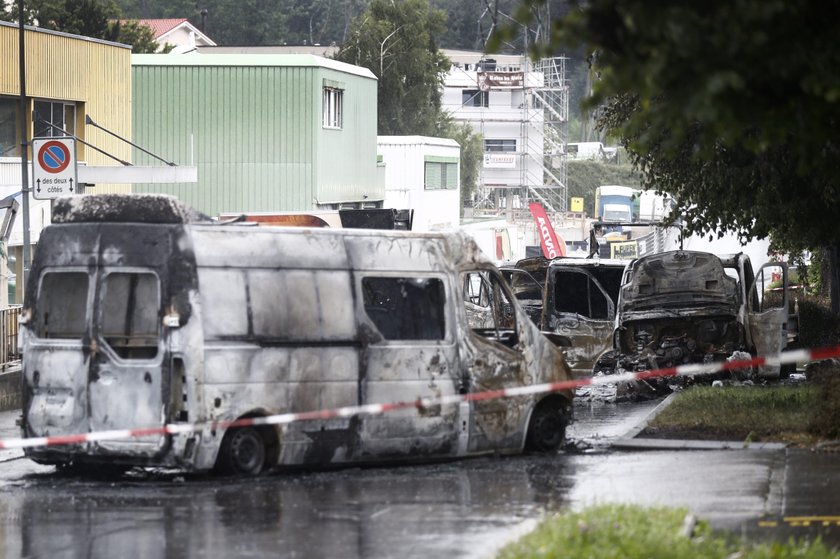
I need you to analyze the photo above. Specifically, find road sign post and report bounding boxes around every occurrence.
[32,137,78,200]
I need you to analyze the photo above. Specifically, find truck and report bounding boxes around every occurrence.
[594,185,636,223]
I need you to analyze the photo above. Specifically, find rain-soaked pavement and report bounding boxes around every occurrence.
[1,399,839,558]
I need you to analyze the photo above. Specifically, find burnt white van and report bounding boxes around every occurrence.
[20,195,574,474]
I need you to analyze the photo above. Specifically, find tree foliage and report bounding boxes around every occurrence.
[199,0,286,46]
[113,20,173,53]
[566,159,640,217]
[442,122,483,211]
[334,0,450,136]
[13,0,121,40]
[6,0,170,53]
[499,0,840,309]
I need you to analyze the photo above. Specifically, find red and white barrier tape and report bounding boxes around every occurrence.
[2,344,839,451]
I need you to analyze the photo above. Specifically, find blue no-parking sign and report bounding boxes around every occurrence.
[32,137,78,200]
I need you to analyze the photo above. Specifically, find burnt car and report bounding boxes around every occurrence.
[500,257,549,326]
[501,256,629,377]
[613,250,795,380]
[542,258,628,377]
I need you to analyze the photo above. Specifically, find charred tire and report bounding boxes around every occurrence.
[216,426,268,476]
[526,399,568,452]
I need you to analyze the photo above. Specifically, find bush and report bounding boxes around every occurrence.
[796,295,840,348]
[497,504,839,559]
[806,359,840,439]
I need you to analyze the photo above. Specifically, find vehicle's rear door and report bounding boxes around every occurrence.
[88,269,168,453]
[25,270,92,439]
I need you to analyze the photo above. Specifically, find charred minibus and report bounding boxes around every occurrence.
[20,195,573,474]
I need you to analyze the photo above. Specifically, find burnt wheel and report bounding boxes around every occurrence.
[217,427,267,475]
[526,399,567,452]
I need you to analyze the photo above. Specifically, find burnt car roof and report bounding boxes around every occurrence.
[52,194,213,224]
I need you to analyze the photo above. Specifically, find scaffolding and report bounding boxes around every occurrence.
[468,55,569,219]
[530,57,569,214]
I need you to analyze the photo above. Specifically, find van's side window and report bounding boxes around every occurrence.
[362,277,446,340]
[100,272,160,359]
[36,271,88,339]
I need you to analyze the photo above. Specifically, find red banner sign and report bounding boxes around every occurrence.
[477,72,525,91]
[529,202,566,259]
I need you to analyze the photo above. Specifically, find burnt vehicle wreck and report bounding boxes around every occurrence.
[542,258,627,377]
[20,194,574,475]
[613,250,796,386]
[501,256,627,378]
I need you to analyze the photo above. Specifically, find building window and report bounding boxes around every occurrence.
[322,87,343,129]
[424,157,458,190]
[33,99,76,138]
[0,97,18,157]
[462,89,489,107]
[484,139,517,152]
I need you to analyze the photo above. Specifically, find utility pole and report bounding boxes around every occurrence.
[18,0,31,291]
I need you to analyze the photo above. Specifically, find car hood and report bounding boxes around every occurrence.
[619,250,739,313]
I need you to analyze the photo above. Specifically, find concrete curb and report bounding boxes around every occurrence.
[612,391,789,452]
[611,438,788,451]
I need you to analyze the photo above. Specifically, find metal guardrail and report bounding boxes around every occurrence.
[0,306,21,370]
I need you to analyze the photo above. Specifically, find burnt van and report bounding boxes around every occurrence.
[20,195,573,475]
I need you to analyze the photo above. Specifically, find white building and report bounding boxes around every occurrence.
[441,50,568,216]
[129,18,217,53]
[377,136,460,232]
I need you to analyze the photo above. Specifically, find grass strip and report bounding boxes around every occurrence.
[497,504,838,559]
[644,385,818,444]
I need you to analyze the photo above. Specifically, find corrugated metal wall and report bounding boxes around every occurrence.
[132,56,380,216]
[0,22,132,193]
[315,69,380,205]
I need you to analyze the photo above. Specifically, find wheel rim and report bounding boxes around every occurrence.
[229,428,265,474]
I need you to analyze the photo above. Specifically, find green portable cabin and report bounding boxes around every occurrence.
[131,54,381,216]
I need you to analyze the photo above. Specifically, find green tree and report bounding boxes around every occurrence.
[15,0,121,40]
[334,0,450,136]
[113,20,173,53]
[9,0,175,53]
[199,0,286,46]
[441,121,483,212]
[433,0,483,51]
[112,0,196,19]
[566,159,640,217]
[499,0,840,312]
[283,0,364,45]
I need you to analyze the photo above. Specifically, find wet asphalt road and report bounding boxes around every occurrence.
[1,400,839,558]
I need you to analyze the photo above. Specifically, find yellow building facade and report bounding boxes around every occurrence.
[0,21,132,304]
